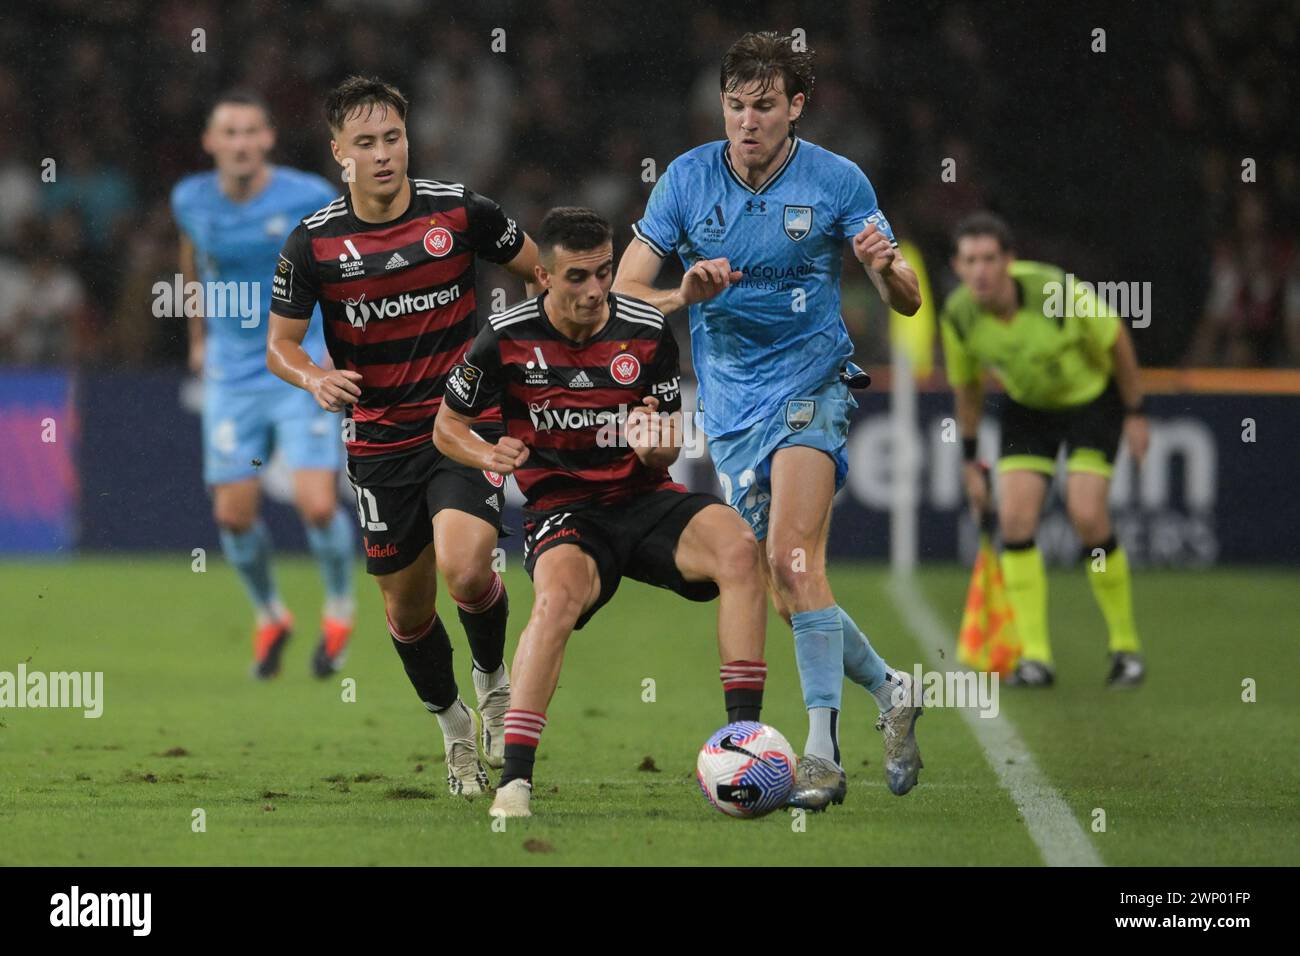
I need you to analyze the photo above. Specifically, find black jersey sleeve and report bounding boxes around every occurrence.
[463,189,526,264]
[270,223,321,319]
[445,326,505,417]
[646,319,684,415]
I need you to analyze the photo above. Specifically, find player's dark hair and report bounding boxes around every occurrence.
[208,89,272,126]
[537,207,613,260]
[953,212,1015,253]
[325,75,409,133]
[721,32,815,108]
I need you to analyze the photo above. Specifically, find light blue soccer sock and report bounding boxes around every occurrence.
[840,607,905,713]
[840,607,887,692]
[791,606,845,763]
[219,522,280,621]
[304,507,355,618]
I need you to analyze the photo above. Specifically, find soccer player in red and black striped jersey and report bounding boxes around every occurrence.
[434,208,768,818]
[267,76,539,797]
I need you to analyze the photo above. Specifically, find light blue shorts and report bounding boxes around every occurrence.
[706,379,857,540]
[202,381,342,485]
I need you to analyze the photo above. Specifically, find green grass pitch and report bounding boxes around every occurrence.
[2,557,1296,866]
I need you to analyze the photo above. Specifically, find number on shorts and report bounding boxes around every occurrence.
[353,486,388,532]
[525,511,571,558]
[719,469,761,510]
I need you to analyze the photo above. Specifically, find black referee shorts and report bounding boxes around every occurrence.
[998,378,1125,479]
[521,486,724,630]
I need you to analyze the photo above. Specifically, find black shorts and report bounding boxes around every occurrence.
[998,378,1125,478]
[521,487,723,630]
[346,442,504,576]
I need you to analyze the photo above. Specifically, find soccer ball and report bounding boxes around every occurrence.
[697,721,797,818]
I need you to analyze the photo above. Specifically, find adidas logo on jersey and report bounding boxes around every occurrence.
[385,252,409,271]
[485,494,501,512]
[567,370,594,389]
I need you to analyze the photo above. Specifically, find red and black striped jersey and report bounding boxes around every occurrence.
[271,177,524,461]
[444,292,684,512]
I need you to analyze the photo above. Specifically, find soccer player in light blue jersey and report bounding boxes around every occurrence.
[614,32,925,809]
[172,91,356,680]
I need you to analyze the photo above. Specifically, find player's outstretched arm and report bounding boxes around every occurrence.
[614,239,741,315]
[433,404,529,474]
[853,223,922,316]
[613,238,684,314]
[267,311,361,412]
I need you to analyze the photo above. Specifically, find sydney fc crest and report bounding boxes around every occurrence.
[785,399,816,431]
[783,205,813,242]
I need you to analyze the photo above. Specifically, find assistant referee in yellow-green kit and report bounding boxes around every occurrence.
[940,212,1148,688]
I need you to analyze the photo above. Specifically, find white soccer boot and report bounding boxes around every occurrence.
[489,778,532,818]
[473,662,511,769]
[442,699,492,797]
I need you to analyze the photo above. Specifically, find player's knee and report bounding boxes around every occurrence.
[297,497,338,528]
[1068,502,1109,544]
[711,527,761,587]
[766,537,819,601]
[998,506,1039,543]
[213,504,256,534]
[439,560,493,605]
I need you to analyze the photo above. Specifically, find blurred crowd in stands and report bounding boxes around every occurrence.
[0,0,1296,372]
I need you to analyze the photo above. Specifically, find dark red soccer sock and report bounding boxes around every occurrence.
[453,572,508,674]
[388,611,458,712]
[500,708,547,786]
[720,659,767,723]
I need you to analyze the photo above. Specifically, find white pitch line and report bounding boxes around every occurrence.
[887,573,1104,867]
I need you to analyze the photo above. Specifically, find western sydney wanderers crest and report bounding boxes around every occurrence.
[482,469,505,488]
[785,398,816,431]
[610,352,641,385]
[424,226,453,257]
[783,205,813,241]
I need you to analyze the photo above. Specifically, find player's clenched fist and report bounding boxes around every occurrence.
[853,223,897,273]
[485,436,529,474]
[680,257,742,305]
[311,368,363,412]
[626,395,663,450]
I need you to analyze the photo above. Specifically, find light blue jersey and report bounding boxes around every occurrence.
[633,136,896,437]
[171,165,336,388]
